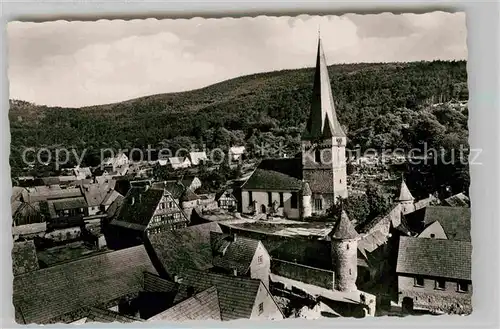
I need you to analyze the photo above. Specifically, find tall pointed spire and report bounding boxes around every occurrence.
[303,36,345,141]
[398,175,414,202]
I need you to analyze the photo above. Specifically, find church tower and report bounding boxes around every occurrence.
[302,37,347,216]
[330,210,359,292]
[398,176,415,214]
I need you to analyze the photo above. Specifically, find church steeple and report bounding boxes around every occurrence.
[398,176,414,202]
[303,37,345,141]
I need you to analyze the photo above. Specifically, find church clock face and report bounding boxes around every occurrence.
[336,137,343,145]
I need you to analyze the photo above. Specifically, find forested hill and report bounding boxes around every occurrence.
[9,60,468,192]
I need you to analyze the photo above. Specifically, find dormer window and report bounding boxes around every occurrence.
[414,277,424,287]
[457,281,469,293]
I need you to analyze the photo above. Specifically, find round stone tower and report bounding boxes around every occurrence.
[330,210,360,292]
[302,182,312,218]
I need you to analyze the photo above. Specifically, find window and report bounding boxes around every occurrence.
[249,191,253,205]
[258,302,264,315]
[430,233,436,238]
[290,192,298,209]
[414,277,424,287]
[435,279,446,290]
[257,255,263,264]
[279,193,284,207]
[457,281,469,292]
[349,268,352,275]
[314,198,323,211]
[315,149,321,163]
[339,179,342,184]
[267,192,273,206]
[346,244,349,250]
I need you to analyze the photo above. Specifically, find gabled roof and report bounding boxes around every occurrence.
[302,37,345,140]
[398,178,414,202]
[85,307,142,323]
[80,181,118,207]
[169,157,190,165]
[210,232,260,275]
[229,146,246,155]
[242,158,303,191]
[112,187,164,229]
[12,240,39,276]
[148,286,221,322]
[13,245,157,324]
[423,206,471,241]
[396,236,471,281]
[329,211,359,240]
[175,268,262,321]
[147,222,223,276]
[215,189,236,201]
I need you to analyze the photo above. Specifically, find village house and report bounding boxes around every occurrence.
[396,237,472,314]
[102,152,130,171]
[181,175,202,191]
[188,151,208,166]
[73,167,92,180]
[168,157,191,169]
[215,188,238,211]
[229,146,246,161]
[109,184,189,246]
[240,37,348,219]
[210,231,271,288]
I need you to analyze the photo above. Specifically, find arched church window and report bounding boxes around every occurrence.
[346,244,349,250]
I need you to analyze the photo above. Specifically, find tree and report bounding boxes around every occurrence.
[365,183,392,219]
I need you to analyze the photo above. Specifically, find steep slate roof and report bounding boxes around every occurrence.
[210,232,259,274]
[12,240,39,276]
[329,211,359,240]
[147,222,223,276]
[177,268,262,321]
[396,236,471,281]
[422,206,471,241]
[149,286,221,322]
[302,37,345,140]
[242,158,303,191]
[398,179,414,201]
[85,307,142,323]
[13,245,157,324]
[111,187,164,230]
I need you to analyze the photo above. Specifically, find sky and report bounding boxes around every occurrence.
[8,12,467,108]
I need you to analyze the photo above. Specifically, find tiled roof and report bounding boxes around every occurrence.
[443,193,470,207]
[396,236,471,280]
[181,188,200,202]
[152,180,185,199]
[357,230,388,258]
[406,206,471,241]
[329,211,359,240]
[80,181,118,207]
[12,240,39,275]
[13,245,157,324]
[210,232,259,274]
[149,286,221,322]
[51,197,87,211]
[302,37,345,140]
[112,187,164,229]
[85,307,142,323]
[143,271,178,293]
[105,194,124,220]
[242,159,303,191]
[147,222,223,276]
[176,268,262,321]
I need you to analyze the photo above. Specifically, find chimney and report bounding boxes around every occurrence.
[233,268,238,276]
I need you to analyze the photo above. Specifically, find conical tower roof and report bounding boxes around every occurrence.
[330,210,358,240]
[303,37,345,141]
[398,177,414,202]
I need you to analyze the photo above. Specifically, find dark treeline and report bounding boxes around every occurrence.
[9,60,469,196]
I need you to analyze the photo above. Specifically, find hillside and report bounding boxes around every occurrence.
[9,60,469,195]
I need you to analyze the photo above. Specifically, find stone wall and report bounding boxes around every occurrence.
[271,258,334,290]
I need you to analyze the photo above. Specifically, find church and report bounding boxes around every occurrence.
[241,36,347,219]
